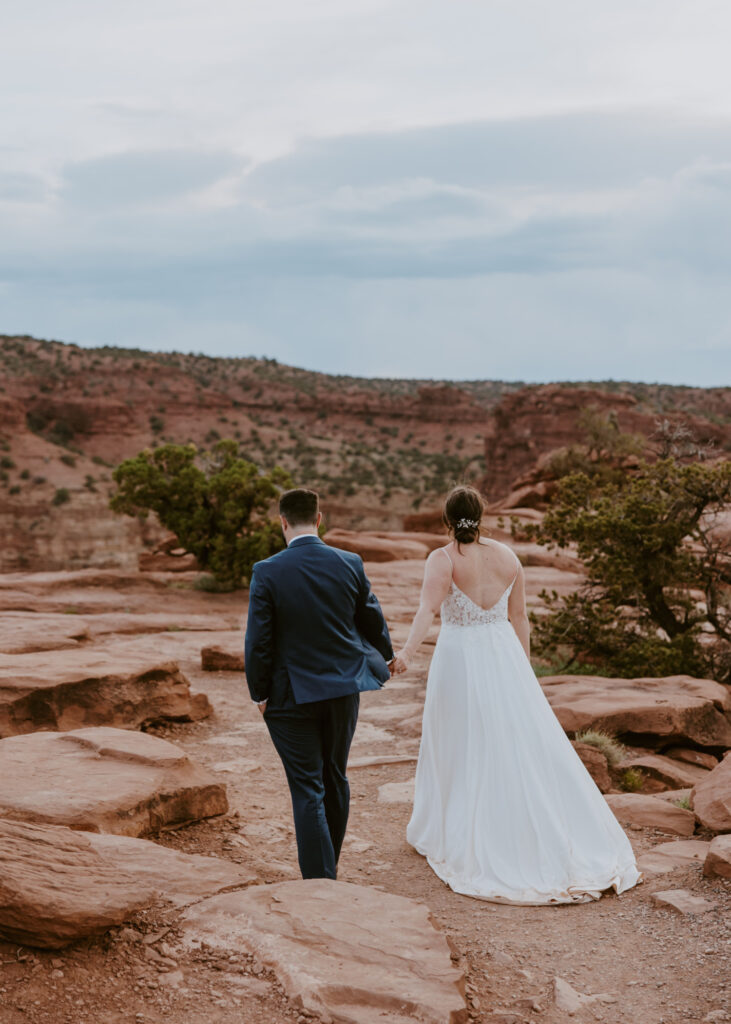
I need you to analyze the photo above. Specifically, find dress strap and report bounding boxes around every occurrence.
[439,546,454,568]
[508,550,522,589]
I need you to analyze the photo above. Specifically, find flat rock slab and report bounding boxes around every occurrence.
[358,702,424,725]
[0,611,229,655]
[378,779,416,804]
[0,647,211,737]
[0,727,228,835]
[666,747,719,771]
[692,754,731,832]
[605,793,696,836]
[636,840,710,876]
[553,977,615,1015]
[621,753,711,790]
[179,879,467,1024]
[0,818,253,948]
[654,788,692,805]
[324,529,430,562]
[703,835,731,879]
[541,674,731,749]
[651,889,716,915]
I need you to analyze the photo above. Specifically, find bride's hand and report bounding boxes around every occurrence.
[391,650,413,674]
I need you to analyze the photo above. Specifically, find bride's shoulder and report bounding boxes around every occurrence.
[425,543,454,573]
[479,537,520,565]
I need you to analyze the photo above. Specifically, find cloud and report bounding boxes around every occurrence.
[244,111,731,202]
[60,148,247,208]
[0,171,48,203]
[2,109,730,385]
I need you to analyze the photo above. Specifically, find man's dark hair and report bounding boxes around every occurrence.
[279,488,319,526]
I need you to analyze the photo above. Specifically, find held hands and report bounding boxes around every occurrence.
[390,649,413,675]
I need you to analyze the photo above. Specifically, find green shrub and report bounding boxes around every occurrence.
[52,487,71,506]
[110,440,291,589]
[619,768,644,792]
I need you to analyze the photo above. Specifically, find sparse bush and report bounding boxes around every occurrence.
[60,454,76,467]
[0,456,15,469]
[52,487,70,506]
[673,795,691,810]
[574,729,626,768]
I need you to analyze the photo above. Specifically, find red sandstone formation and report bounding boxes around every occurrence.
[481,384,730,503]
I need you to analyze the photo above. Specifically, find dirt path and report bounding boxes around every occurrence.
[1,565,730,1024]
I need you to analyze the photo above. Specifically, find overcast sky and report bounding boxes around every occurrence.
[2,1,730,384]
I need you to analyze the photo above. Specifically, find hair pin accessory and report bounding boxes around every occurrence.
[456,518,479,530]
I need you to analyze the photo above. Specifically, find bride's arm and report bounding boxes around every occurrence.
[392,549,453,672]
[508,563,531,658]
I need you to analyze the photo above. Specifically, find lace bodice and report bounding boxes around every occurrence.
[441,581,514,628]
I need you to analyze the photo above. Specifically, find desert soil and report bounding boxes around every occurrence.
[1,562,730,1024]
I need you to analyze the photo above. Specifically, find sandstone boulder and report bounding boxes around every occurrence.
[651,889,716,915]
[692,754,731,832]
[324,529,429,562]
[0,818,253,948]
[511,541,583,573]
[370,530,448,553]
[572,742,611,793]
[620,753,711,790]
[180,879,467,1024]
[703,835,731,879]
[0,727,228,835]
[201,645,245,672]
[605,794,696,836]
[654,788,692,805]
[666,747,719,771]
[636,840,710,876]
[0,648,211,737]
[138,551,199,572]
[541,674,731,750]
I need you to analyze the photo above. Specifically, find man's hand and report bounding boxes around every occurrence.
[391,650,412,675]
[257,700,268,715]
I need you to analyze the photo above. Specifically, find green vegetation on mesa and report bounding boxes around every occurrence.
[110,441,290,589]
[528,446,731,683]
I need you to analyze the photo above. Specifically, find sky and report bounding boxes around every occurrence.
[1,0,731,385]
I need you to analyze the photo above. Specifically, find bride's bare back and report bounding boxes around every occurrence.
[445,538,519,611]
[393,535,531,671]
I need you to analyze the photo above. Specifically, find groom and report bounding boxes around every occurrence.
[245,488,394,879]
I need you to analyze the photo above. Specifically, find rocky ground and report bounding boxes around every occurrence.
[1,561,730,1024]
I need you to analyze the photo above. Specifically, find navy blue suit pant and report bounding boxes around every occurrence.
[264,692,360,879]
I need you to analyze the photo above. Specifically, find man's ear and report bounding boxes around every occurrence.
[316,511,323,529]
[280,515,288,532]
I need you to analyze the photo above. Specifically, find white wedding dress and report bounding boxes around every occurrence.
[407,551,641,904]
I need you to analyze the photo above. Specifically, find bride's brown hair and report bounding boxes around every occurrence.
[443,485,485,546]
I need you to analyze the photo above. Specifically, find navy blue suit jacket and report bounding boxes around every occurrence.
[244,535,394,706]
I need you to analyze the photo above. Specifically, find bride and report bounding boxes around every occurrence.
[393,485,641,905]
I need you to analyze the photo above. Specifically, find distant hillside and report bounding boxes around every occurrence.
[1,334,729,571]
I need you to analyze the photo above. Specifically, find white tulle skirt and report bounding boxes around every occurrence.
[407,621,642,904]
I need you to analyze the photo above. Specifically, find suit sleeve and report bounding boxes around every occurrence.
[353,561,394,662]
[244,564,275,703]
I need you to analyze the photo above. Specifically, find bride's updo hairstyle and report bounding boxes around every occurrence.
[443,485,485,547]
